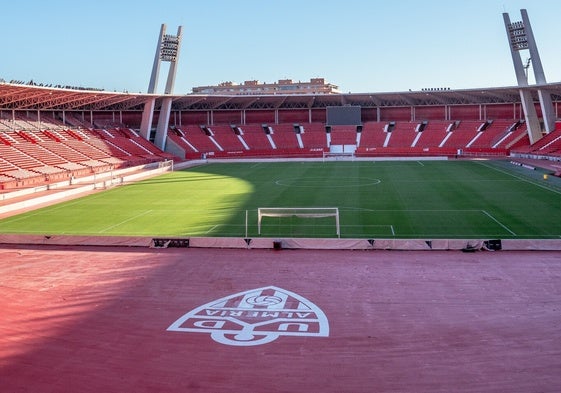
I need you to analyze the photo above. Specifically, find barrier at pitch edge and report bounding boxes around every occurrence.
[1,235,561,251]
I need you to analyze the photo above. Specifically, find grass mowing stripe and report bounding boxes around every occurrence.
[0,191,110,225]
[477,161,561,195]
[0,160,559,239]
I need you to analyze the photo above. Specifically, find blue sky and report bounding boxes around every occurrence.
[2,0,560,94]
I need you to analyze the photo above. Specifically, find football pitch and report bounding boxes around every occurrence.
[1,160,560,239]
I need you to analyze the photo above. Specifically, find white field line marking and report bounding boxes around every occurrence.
[478,161,561,196]
[340,207,487,213]
[343,224,394,228]
[206,225,219,234]
[417,161,425,166]
[98,210,153,233]
[343,224,395,236]
[481,210,517,236]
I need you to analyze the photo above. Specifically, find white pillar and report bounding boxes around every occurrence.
[139,97,156,140]
[155,97,173,150]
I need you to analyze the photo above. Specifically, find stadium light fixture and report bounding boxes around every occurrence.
[160,34,180,62]
[505,20,529,52]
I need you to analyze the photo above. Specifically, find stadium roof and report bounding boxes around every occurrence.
[2,81,561,112]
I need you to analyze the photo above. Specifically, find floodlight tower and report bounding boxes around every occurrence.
[139,24,183,150]
[503,9,555,145]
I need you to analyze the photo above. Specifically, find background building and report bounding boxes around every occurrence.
[192,78,340,95]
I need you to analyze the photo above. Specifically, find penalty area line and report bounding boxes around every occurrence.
[206,225,219,234]
[98,210,153,233]
[481,210,517,236]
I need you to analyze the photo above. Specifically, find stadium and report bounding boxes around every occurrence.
[1,6,561,393]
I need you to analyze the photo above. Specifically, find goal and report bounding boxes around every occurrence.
[158,159,174,171]
[322,151,355,162]
[257,207,340,238]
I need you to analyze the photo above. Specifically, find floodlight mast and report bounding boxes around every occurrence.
[503,9,555,144]
[140,24,183,150]
[147,24,166,95]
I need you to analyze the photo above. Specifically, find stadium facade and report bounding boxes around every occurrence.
[1,9,561,191]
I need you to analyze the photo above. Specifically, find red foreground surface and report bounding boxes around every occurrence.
[1,245,561,393]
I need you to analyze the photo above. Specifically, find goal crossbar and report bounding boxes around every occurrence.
[257,207,340,237]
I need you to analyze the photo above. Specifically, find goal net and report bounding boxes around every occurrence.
[322,151,355,162]
[257,207,340,238]
[158,159,174,171]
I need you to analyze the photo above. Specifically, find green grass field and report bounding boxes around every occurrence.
[1,160,560,239]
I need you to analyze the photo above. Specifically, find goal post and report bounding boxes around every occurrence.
[257,207,340,238]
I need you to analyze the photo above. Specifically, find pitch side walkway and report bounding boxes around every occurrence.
[1,245,561,393]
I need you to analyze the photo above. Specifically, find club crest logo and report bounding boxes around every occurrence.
[167,286,329,346]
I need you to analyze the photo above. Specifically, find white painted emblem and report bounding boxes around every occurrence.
[167,286,329,346]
